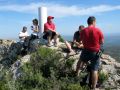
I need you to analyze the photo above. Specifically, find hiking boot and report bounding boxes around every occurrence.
[68,51,76,56]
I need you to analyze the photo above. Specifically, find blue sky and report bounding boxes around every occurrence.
[0,0,120,39]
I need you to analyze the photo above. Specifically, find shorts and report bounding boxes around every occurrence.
[80,49,100,71]
[43,31,56,40]
[31,34,39,40]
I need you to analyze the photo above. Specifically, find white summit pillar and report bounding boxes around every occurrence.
[38,7,47,34]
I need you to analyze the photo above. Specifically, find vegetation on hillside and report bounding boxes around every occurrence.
[0,47,90,90]
[0,46,109,90]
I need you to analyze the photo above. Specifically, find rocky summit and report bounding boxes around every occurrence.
[0,39,120,90]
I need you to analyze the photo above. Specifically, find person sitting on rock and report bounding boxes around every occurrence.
[43,16,58,47]
[65,25,85,56]
[19,26,29,43]
[31,19,40,40]
[19,26,29,54]
[25,19,40,52]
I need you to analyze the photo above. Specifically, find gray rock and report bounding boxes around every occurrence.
[102,65,116,74]
[21,55,30,64]
[115,63,120,69]
[11,60,21,80]
[29,39,39,52]
[11,55,31,80]
[0,39,15,46]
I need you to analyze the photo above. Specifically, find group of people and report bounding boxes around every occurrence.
[64,16,104,90]
[18,16,59,53]
[19,15,104,90]
[19,18,40,41]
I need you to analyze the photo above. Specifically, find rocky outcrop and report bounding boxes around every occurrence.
[0,39,15,60]
[41,43,120,90]
[0,41,23,68]
[11,55,31,80]
[99,55,120,89]
[0,39,120,89]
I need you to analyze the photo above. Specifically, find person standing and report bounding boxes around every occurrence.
[44,16,58,47]
[76,16,104,89]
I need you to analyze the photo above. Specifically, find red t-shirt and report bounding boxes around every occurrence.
[44,22,56,32]
[80,25,104,52]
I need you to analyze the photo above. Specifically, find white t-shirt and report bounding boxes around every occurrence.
[19,31,29,42]
[31,25,39,36]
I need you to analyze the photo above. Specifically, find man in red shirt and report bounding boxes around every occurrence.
[76,16,104,89]
[44,16,58,47]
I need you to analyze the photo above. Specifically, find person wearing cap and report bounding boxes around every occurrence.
[44,16,58,47]
[31,19,40,40]
[19,26,29,43]
[76,16,104,89]
[65,25,84,56]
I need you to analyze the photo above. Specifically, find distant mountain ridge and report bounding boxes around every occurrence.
[63,35,120,45]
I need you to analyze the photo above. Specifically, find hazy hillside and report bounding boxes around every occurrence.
[104,35,120,62]
[104,45,120,62]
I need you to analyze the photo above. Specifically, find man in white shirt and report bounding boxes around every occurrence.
[19,26,29,43]
[19,26,29,55]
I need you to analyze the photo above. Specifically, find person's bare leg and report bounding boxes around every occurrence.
[54,34,58,46]
[76,60,85,76]
[65,41,76,55]
[91,70,98,89]
[47,36,51,46]
[65,41,73,52]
